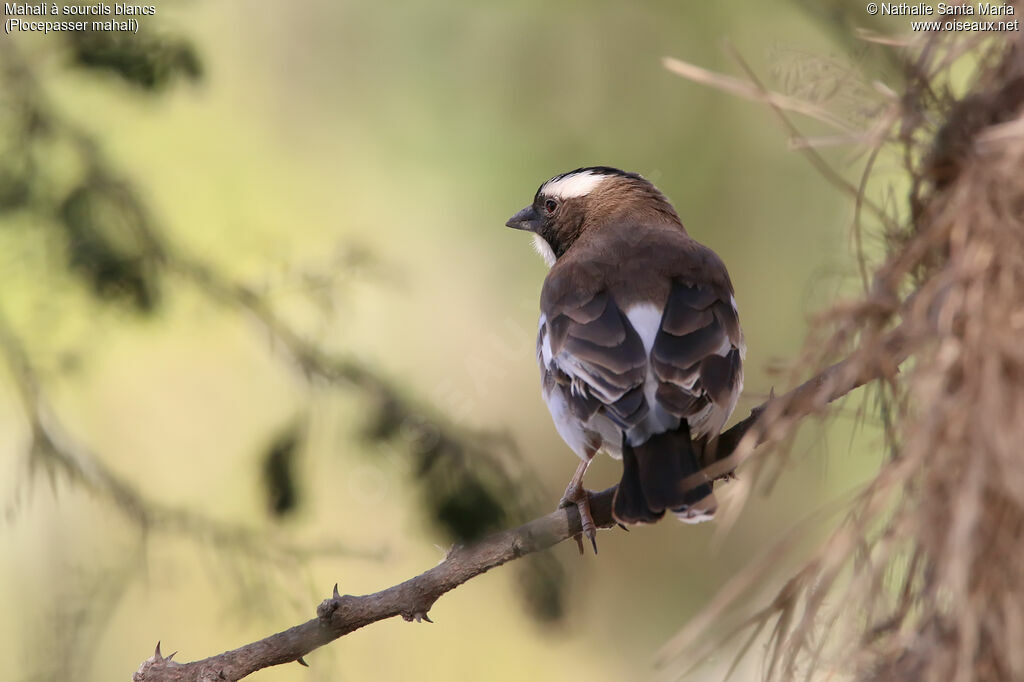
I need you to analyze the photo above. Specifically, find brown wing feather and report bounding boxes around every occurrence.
[541,289,649,431]
[651,281,743,433]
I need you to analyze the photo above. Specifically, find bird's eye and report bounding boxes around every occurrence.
[544,199,558,215]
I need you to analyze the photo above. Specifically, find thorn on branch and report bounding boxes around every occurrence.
[133,640,183,681]
[405,611,433,623]
[317,588,342,622]
[297,656,309,667]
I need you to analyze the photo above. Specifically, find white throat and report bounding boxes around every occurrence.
[531,234,557,268]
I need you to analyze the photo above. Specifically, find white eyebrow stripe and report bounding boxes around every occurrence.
[541,171,607,200]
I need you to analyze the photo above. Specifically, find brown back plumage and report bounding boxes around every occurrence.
[518,167,744,525]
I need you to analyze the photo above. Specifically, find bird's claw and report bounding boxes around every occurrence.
[559,487,598,555]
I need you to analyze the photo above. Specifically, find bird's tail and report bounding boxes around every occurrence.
[612,426,717,525]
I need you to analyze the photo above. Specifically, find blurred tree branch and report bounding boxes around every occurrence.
[0,310,380,565]
[133,322,909,681]
[0,33,542,532]
[0,20,563,655]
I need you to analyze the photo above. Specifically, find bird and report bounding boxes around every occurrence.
[505,167,744,552]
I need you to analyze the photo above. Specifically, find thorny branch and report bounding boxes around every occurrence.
[133,323,911,682]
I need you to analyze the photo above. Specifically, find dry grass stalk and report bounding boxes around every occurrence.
[661,20,1024,682]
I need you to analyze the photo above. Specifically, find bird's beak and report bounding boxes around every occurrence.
[505,205,541,231]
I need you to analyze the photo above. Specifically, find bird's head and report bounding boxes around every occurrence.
[505,166,682,267]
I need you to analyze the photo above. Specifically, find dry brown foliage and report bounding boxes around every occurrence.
[661,19,1024,682]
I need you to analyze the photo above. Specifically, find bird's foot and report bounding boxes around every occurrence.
[558,483,598,555]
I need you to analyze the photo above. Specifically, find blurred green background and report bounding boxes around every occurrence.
[0,1,887,680]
